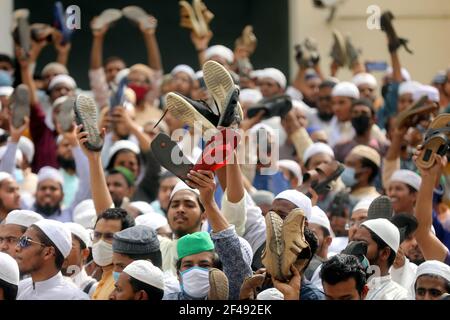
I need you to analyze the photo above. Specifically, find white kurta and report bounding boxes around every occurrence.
[390,259,418,292]
[365,274,411,300]
[17,272,90,300]
[70,268,98,298]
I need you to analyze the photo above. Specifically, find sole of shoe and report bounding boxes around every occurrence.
[203,61,243,120]
[208,268,229,300]
[17,17,31,55]
[11,84,30,128]
[193,0,212,36]
[92,9,122,30]
[261,211,284,281]
[74,95,103,151]
[331,30,347,67]
[417,114,450,169]
[179,1,202,35]
[166,92,218,132]
[56,97,75,132]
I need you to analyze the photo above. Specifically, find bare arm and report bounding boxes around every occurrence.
[16,45,38,106]
[191,31,213,68]
[53,30,71,67]
[139,17,162,72]
[90,18,109,70]
[390,51,403,83]
[111,107,151,152]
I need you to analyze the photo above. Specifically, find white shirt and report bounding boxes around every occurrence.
[365,274,411,300]
[69,268,98,298]
[17,271,90,300]
[390,259,417,293]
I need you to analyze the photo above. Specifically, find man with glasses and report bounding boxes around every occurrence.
[346,198,373,241]
[91,208,135,300]
[15,219,89,299]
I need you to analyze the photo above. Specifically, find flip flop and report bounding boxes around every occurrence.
[11,84,30,128]
[122,6,156,30]
[92,9,122,31]
[395,95,437,129]
[417,113,450,169]
[345,35,361,69]
[56,97,75,132]
[247,95,292,120]
[53,2,74,45]
[74,95,103,151]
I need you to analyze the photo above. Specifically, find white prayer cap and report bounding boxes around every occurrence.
[309,206,331,233]
[278,159,302,186]
[195,70,203,80]
[352,73,377,89]
[48,74,77,91]
[0,86,14,97]
[413,84,440,103]
[135,213,168,231]
[123,260,165,290]
[249,69,265,79]
[73,199,97,230]
[0,252,20,286]
[352,198,374,214]
[386,66,411,81]
[398,81,421,96]
[52,95,68,108]
[361,218,400,252]
[332,81,360,99]
[17,136,35,164]
[303,142,335,164]
[239,88,263,104]
[33,219,72,258]
[261,68,287,89]
[64,222,92,248]
[171,64,195,80]
[169,181,200,200]
[37,166,64,185]
[415,260,450,283]
[252,190,275,206]
[390,169,422,191]
[205,45,234,64]
[274,189,312,220]
[0,145,23,166]
[129,201,155,215]
[106,140,140,168]
[256,288,284,300]
[5,210,43,228]
[0,172,13,183]
[41,62,68,77]
[349,145,381,167]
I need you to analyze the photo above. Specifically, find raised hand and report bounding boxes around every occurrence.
[191,30,213,51]
[186,170,216,206]
[9,116,29,143]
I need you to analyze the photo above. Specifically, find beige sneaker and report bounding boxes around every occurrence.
[179,1,201,36]
[208,268,229,300]
[261,211,284,281]
[281,208,311,280]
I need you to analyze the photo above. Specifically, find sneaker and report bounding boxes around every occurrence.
[367,195,393,220]
[281,208,311,280]
[217,87,242,127]
[74,95,103,151]
[261,211,284,281]
[330,29,347,67]
[53,1,73,45]
[380,11,413,54]
[193,0,214,36]
[208,268,229,300]
[122,6,157,30]
[92,8,122,31]
[10,84,30,128]
[56,97,75,132]
[345,35,361,69]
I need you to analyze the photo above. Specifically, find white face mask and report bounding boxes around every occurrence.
[180,267,210,298]
[92,240,113,267]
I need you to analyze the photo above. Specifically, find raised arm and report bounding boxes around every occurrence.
[139,16,162,72]
[53,30,72,67]
[190,31,213,68]
[111,107,151,152]
[0,117,30,173]
[16,45,38,106]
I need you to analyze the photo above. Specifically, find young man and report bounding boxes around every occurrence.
[0,252,20,300]
[414,260,450,300]
[320,254,368,300]
[387,169,421,215]
[0,172,21,222]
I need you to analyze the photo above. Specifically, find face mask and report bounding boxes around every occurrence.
[341,166,358,188]
[180,266,210,298]
[14,168,24,184]
[92,240,113,267]
[113,271,121,282]
[0,70,13,87]
[128,84,149,102]
[351,115,371,135]
[318,111,334,121]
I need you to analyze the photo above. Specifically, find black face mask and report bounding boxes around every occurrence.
[351,115,371,135]
[35,203,60,217]
[57,155,76,171]
[318,111,334,121]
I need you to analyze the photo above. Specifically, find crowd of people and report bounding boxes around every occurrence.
[0,2,450,301]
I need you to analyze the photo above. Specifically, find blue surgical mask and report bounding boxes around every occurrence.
[0,70,13,87]
[341,166,358,188]
[113,271,121,282]
[14,168,24,184]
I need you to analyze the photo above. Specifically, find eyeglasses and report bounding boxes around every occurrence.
[92,231,115,243]
[17,236,46,248]
[345,219,366,231]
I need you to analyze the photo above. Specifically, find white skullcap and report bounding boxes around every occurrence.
[205,45,234,64]
[52,95,68,108]
[239,88,263,104]
[398,81,421,96]
[386,66,411,81]
[274,189,312,220]
[413,84,440,103]
[37,166,64,185]
[249,69,265,79]
[332,81,360,99]
[33,219,72,258]
[195,70,203,80]
[252,190,275,205]
[303,142,335,164]
[310,206,331,233]
[352,73,377,89]
[171,64,195,80]
[123,260,165,290]
[106,140,140,168]
[238,236,253,268]
[64,222,92,248]
[0,252,20,286]
[349,145,381,167]
[257,288,284,300]
[261,68,287,89]
[0,172,13,183]
[390,170,422,191]
[0,86,14,97]
[0,145,23,166]
[352,198,374,213]
[415,260,450,283]
[135,213,168,231]
[48,74,77,91]
[361,218,400,252]
[278,159,303,186]
[41,62,68,77]
[5,210,43,228]
[169,181,200,200]
[129,201,155,215]
[17,136,35,164]
[73,199,97,230]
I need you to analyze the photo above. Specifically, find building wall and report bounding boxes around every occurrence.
[0,0,13,55]
[289,0,450,84]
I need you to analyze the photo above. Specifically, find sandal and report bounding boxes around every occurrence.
[207,268,229,300]
[74,95,103,151]
[380,10,413,54]
[11,84,30,128]
[122,6,157,30]
[13,16,31,57]
[297,161,344,197]
[56,97,75,132]
[247,94,292,120]
[395,95,437,129]
[92,9,122,31]
[53,2,74,45]
[330,29,347,67]
[193,0,214,36]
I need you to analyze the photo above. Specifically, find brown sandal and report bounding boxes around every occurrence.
[395,95,438,129]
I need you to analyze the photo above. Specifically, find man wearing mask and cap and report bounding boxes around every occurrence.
[414,260,450,300]
[0,251,20,300]
[387,169,421,215]
[0,172,21,223]
[171,64,195,97]
[110,260,165,300]
[353,218,411,299]
[63,222,98,297]
[16,219,89,299]
[1,210,43,258]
